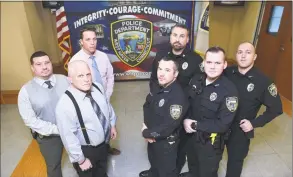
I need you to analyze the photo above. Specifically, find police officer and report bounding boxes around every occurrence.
[150,23,203,92]
[141,23,203,177]
[224,42,283,177]
[184,46,238,177]
[141,56,189,177]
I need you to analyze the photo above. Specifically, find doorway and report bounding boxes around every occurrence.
[255,1,292,101]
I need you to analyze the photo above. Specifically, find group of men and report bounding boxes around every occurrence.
[17,23,283,177]
[18,26,120,177]
[139,24,283,177]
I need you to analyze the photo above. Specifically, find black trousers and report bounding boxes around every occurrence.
[225,125,250,177]
[73,142,108,177]
[176,129,194,174]
[148,139,179,177]
[189,133,224,177]
[36,136,63,177]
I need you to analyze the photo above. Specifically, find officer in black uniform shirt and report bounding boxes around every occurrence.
[224,42,283,177]
[150,24,204,93]
[141,23,203,177]
[141,56,189,177]
[184,46,238,177]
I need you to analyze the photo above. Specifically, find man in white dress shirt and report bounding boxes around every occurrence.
[18,51,70,177]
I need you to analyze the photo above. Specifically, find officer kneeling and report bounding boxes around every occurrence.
[141,56,189,177]
[183,46,238,177]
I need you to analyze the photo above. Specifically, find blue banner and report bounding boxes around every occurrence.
[64,1,195,80]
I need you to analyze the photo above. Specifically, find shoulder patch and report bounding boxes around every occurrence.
[170,104,182,120]
[268,83,278,97]
[226,97,238,112]
[199,62,204,72]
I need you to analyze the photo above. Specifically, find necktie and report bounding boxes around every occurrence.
[86,92,110,143]
[89,56,103,85]
[44,81,53,89]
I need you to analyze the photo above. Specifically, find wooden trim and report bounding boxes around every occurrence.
[1,90,19,104]
[280,95,292,117]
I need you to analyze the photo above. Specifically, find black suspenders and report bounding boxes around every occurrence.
[65,83,103,145]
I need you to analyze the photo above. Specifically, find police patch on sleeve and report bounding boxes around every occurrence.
[199,62,204,72]
[226,97,238,112]
[170,105,182,120]
[268,83,278,97]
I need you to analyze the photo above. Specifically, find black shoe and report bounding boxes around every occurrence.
[179,172,191,177]
[139,170,151,177]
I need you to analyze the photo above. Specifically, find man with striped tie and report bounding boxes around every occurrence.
[70,26,121,155]
[56,60,117,177]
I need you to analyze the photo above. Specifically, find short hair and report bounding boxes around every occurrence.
[79,26,97,40]
[237,41,256,53]
[205,46,226,60]
[30,51,49,65]
[68,60,89,77]
[159,56,179,72]
[171,23,190,35]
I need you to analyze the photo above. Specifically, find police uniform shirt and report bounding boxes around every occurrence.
[150,46,204,92]
[142,81,189,139]
[187,74,238,133]
[224,65,283,128]
[55,83,117,163]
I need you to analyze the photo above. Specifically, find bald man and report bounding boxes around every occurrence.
[223,42,283,177]
[55,60,117,177]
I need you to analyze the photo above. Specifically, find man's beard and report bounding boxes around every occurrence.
[171,42,185,52]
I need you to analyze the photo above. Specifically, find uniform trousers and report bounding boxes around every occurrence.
[225,123,250,177]
[148,139,179,177]
[73,142,108,177]
[36,136,63,177]
[176,129,195,174]
[188,133,224,177]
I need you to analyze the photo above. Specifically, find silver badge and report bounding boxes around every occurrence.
[247,83,254,92]
[268,83,278,97]
[199,62,204,72]
[159,99,165,107]
[210,92,217,101]
[226,97,238,112]
[170,105,182,120]
[182,62,188,70]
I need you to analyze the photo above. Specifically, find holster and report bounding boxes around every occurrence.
[167,129,180,143]
[196,131,225,150]
[30,129,38,139]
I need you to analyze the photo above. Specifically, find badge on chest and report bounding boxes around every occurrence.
[159,99,165,107]
[182,62,188,70]
[210,92,217,101]
[247,83,254,92]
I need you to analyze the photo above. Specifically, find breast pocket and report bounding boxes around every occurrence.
[153,99,168,117]
[200,99,220,119]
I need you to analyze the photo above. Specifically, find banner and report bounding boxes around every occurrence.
[63,1,195,80]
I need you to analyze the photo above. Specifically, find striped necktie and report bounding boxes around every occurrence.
[86,92,110,143]
[89,55,103,85]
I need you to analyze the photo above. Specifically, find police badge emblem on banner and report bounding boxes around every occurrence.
[111,19,153,67]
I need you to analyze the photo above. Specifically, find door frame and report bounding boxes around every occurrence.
[253,1,266,47]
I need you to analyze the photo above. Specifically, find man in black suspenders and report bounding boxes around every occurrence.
[55,60,117,177]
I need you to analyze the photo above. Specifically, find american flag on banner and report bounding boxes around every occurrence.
[55,3,72,71]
